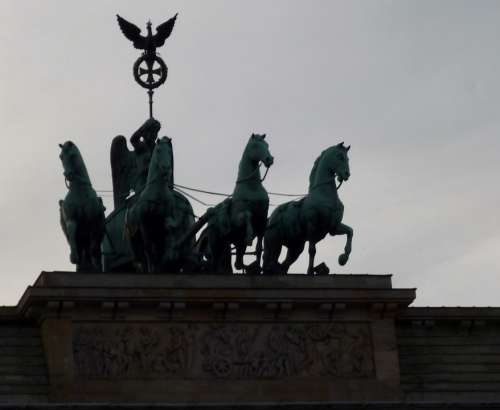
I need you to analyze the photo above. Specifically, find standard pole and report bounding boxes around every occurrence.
[148,89,154,118]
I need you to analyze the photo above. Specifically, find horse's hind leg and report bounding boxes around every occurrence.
[281,242,305,274]
[234,237,246,271]
[129,233,147,273]
[245,234,264,275]
[220,241,232,273]
[90,240,102,272]
[262,232,282,275]
[77,247,93,273]
[307,241,316,275]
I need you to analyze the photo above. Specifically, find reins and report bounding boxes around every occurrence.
[310,174,344,191]
[236,162,269,184]
[64,174,91,190]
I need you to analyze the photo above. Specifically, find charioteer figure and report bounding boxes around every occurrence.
[131,119,162,195]
[110,118,162,208]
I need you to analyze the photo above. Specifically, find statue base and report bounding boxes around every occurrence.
[20,272,415,403]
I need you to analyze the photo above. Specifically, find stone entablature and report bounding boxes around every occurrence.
[2,272,500,405]
[14,272,415,403]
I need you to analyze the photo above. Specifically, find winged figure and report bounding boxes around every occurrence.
[110,118,162,209]
[116,14,178,60]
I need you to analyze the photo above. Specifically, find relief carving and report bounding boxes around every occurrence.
[74,325,195,378]
[73,322,374,379]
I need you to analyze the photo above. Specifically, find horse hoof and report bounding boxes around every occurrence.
[314,263,330,275]
[338,253,348,266]
[70,252,78,265]
[245,261,261,275]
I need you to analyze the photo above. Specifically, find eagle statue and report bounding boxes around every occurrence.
[116,14,178,62]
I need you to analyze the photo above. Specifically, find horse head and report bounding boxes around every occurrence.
[59,141,90,185]
[309,142,351,190]
[246,133,274,168]
[148,136,173,185]
[332,142,351,183]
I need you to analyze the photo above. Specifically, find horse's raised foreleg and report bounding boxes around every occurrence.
[333,222,353,266]
[307,241,317,275]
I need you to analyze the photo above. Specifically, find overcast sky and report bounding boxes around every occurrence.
[0,0,498,306]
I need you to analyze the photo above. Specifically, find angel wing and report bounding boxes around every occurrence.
[153,14,178,47]
[110,135,136,209]
[116,15,147,49]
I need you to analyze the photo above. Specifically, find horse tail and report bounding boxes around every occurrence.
[308,154,322,188]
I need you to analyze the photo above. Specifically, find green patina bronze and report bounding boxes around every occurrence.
[110,118,163,208]
[116,14,177,118]
[263,142,353,275]
[102,119,164,272]
[124,137,196,273]
[59,141,106,272]
[196,134,274,274]
[58,15,355,275]
[103,119,198,273]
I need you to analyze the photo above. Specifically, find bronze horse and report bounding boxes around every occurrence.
[59,141,106,272]
[125,137,196,272]
[263,142,353,275]
[197,134,274,274]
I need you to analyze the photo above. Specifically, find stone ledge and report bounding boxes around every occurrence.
[399,307,500,321]
[0,402,499,409]
[16,272,415,321]
[34,272,395,289]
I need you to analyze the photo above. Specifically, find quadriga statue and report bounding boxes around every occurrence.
[197,134,274,274]
[263,142,353,275]
[59,141,106,272]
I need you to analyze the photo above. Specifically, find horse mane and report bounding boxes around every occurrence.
[70,145,92,184]
[237,134,263,182]
[147,137,173,187]
[308,155,320,189]
[308,146,340,189]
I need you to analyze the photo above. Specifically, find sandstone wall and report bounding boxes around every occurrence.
[0,308,48,403]
[397,307,500,402]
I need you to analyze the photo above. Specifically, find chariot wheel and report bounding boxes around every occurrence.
[133,55,168,90]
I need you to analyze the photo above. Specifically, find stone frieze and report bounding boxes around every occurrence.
[73,322,374,380]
